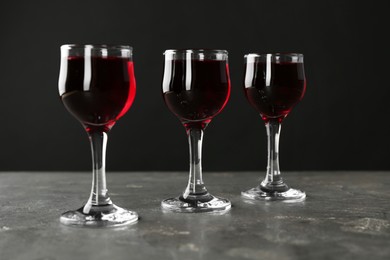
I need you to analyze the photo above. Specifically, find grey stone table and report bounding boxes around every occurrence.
[0,171,390,260]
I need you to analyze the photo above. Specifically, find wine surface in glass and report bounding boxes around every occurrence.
[244,62,305,121]
[163,59,230,128]
[59,56,136,131]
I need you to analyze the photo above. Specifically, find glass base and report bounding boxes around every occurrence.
[241,186,306,202]
[60,204,138,227]
[161,193,231,213]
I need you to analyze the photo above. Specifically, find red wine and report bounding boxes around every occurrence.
[162,59,230,128]
[59,56,136,132]
[244,61,305,122]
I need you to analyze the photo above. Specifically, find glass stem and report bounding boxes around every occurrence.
[183,128,208,199]
[84,131,112,212]
[261,119,289,192]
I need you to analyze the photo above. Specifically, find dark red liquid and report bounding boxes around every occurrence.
[162,59,230,128]
[244,61,305,122]
[59,56,136,132]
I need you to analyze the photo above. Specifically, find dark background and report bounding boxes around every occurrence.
[0,0,389,172]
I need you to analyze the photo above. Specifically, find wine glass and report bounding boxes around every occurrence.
[58,44,138,226]
[241,53,307,201]
[161,49,232,213]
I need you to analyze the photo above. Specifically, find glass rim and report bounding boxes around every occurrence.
[164,49,228,55]
[244,52,303,59]
[60,44,133,51]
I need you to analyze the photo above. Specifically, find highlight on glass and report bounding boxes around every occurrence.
[58,44,138,226]
[241,53,307,201]
[161,49,232,213]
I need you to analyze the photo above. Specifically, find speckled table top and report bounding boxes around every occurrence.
[0,171,389,260]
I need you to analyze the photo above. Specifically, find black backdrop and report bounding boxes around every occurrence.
[0,0,389,171]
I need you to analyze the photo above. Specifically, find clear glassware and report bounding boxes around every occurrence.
[241,53,307,201]
[161,49,232,213]
[58,44,138,226]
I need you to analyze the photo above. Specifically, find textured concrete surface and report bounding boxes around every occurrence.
[0,171,390,260]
